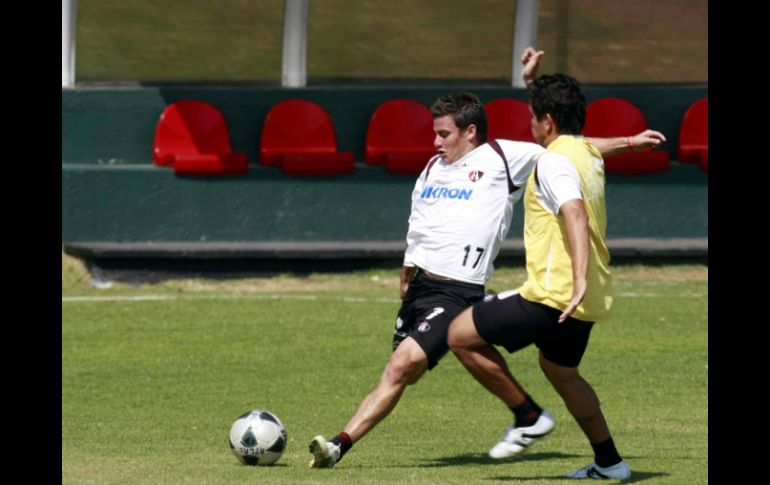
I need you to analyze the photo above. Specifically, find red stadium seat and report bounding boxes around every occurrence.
[583,98,670,174]
[152,99,248,176]
[485,98,535,143]
[365,99,436,174]
[260,99,354,175]
[677,98,708,172]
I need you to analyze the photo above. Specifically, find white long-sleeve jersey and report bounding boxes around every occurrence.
[403,139,545,284]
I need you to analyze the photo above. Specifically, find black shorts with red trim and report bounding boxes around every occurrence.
[394,270,485,370]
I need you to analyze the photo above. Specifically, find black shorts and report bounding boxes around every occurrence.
[472,291,594,368]
[394,270,485,370]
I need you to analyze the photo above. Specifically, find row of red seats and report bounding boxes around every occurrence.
[153,97,707,176]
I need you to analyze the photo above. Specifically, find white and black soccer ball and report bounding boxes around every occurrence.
[228,410,287,466]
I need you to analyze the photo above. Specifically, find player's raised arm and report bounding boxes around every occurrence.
[588,130,667,158]
[521,47,545,86]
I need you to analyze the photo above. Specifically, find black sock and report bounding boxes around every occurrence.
[331,432,353,458]
[591,437,622,468]
[509,394,543,427]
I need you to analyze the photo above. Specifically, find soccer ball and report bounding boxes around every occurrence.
[228,410,287,466]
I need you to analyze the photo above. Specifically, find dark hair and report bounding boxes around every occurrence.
[430,92,487,144]
[528,74,586,135]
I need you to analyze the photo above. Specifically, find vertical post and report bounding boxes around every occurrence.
[62,0,78,88]
[282,0,308,87]
[511,0,539,88]
[556,0,569,73]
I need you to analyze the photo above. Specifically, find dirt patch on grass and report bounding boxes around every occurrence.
[62,252,91,290]
[489,265,707,288]
[61,252,707,295]
[612,265,707,282]
[160,273,402,295]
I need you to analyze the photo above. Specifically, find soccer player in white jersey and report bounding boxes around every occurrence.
[447,67,634,479]
[308,50,666,469]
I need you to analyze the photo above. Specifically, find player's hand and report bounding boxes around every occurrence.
[521,47,545,86]
[630,129,667,152]
[400,280,410,300]
[400,266,416,300]
[558,279,587,323]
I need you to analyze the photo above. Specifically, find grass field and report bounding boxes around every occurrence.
[62,254,707,484]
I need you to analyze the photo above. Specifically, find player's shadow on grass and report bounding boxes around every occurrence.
[231,463,289,468]
[419,451,578,467]
[487,470,668,483]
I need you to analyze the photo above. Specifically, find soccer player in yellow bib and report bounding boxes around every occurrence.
[448,55,631,480]
[308,48,664,472]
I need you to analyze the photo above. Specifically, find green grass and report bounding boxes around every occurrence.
[62,255,707,484]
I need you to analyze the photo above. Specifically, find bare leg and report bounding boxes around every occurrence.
[448,307,527,408]
[539,351,610,443]
[342,337,428,442]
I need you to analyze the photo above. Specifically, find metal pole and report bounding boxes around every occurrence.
[281,0,308,87]
[62,0,78,87]
[556,0,569,73]
[511,0,539,88]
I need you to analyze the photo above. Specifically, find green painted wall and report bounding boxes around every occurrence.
[62,163,706,242]
[62,86,707,243]
[63,164,413,242]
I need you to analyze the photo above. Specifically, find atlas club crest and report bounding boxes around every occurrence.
[468,170,484,182]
